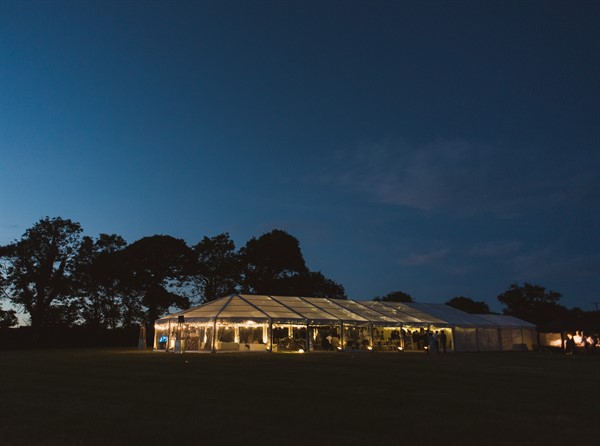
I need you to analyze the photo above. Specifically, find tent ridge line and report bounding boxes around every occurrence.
[213,294,236,320]
[377,300,427,324]
[236,294,273,321]
[322,297,370,323]
[296,295,343,322]
[346,299,404,325]
[266,295,308,323]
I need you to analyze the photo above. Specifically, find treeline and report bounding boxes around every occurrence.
[0,217,346,332]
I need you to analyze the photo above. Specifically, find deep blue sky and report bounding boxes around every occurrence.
[1,1,599,312]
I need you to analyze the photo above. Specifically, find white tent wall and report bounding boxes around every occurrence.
[453,327,479,352]
[499,328,529,351]
[476,328,501,351]
[521,328,537,351]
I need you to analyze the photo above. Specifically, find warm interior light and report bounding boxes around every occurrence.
[298,349,305,353]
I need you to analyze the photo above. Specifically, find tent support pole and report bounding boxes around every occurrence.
[211,319,217,353]
[166,319,171,352]
[306,321,310,352]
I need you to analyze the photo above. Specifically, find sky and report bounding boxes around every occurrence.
[1,0,599,313]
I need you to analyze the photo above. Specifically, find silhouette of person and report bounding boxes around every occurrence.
[439,330,447,353]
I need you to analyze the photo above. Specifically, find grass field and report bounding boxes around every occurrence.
[0,349,597,446]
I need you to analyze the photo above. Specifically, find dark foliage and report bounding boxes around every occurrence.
[446,296,491,314]
[0,217,83,329]
[497,283,566,326]
[240,229,346,298]
[0,305,18,329]
[117,235,194,325]
[373,290,413,302]
[191,233,241,302]
[0,325,139,349]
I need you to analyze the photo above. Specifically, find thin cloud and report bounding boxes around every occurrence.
[399,248,449,266]
[319,140,599,216]
[470,240,522,257]
[512,248,600,281]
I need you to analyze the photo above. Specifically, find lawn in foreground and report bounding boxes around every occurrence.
[0,349,597,446]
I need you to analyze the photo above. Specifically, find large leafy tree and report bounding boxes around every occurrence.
[191,233,241,302]
[497,283,566,326]
[240,230,309,295]
[0,217,83,329]
[240,229,345,298]
[297,271,346,299]
[373,291,413,303]
[119,235,193,325]
[73,233,128,328]
[446,296,490,314]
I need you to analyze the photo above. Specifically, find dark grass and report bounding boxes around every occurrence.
[0,349,598,446]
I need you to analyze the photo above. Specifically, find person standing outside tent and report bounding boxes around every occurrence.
[427,331,438,353]
[439,330,447,353]
[565,333,575,355]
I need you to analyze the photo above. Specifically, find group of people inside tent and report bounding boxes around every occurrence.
[272,325,455,353]
[564,331,599,354]
[402,327,450,353]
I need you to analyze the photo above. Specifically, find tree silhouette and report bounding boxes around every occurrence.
[191,233,240,302]
[118,235,193,326]
[497,283,566,326]
[240,229,309,295]
[73,234,128,328]
[297,271,346,299]
[239,229,345,298]
[0,305,18,329]
[446,296,490,314]
[373,290,413,302]
[0,217,83,330]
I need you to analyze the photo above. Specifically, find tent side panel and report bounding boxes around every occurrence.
[454,327,478,352]
[477,328,500,351]
[500,328,513,351]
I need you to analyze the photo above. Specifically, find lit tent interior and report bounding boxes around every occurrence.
[154,295,537,353]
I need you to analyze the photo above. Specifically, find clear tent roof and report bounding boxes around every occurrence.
[359,301,427,324]
[476,314,536,328]
[155,295,534,328]
[380,302,448,324]
[403,303,497,327]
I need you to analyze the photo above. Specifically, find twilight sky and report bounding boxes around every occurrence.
[1,1,599,312]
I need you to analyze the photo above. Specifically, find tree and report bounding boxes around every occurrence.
[73,234,128,328]
[191,233,240,302]
[446,296,490,314]
[239,229,345,298]
[240,230,309,295]
[0,305,18,329]
[373,291,413,303]
[497,283,566,326]
[119,235,193,326]
[0,217,83,329]
[296,271,347,299]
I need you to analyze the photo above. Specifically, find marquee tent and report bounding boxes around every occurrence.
[476,314,538,351]
[154,295,537,353]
